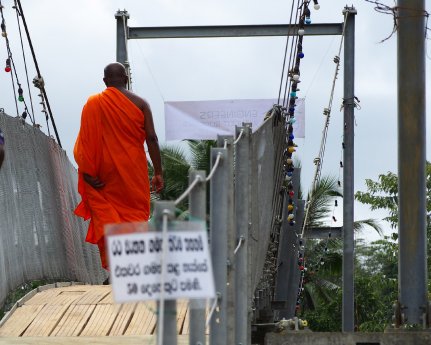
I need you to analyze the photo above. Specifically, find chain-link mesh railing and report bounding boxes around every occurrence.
[0,111,106,308]
[250,116,287,296]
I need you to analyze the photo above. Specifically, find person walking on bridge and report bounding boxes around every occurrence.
[74,62,164,272]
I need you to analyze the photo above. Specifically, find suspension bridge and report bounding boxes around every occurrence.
[0,1,429,344]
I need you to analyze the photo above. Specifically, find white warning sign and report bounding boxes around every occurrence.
[107,230,216,303]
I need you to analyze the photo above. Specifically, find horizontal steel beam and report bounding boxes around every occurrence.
[303,226,342,239]
[128,23,343,39]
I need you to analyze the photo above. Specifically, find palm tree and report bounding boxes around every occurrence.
[299,175,382,320]
[187,140,216,173]
[148,140,216,214]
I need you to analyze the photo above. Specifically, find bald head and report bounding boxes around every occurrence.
[103,62,128,87]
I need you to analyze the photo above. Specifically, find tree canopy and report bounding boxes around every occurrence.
[302,162,431,331]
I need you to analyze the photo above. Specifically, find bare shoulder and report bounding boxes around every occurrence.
[123,89,151,114]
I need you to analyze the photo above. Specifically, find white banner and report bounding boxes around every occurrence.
[164,98,305,140]
[107,230,216,303]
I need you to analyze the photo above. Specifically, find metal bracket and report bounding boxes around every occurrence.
[153,201,175,226]
[342,6,358,15]
[394,300,431,329]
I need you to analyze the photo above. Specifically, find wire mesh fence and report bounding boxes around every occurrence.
[0,111,106,309]
[250,116,287,297]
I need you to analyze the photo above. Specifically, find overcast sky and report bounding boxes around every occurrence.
[1,0,430,240]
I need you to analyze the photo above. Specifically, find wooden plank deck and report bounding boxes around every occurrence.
[0,284,208,342]
[0,305,44,337]
[0,335,202,344]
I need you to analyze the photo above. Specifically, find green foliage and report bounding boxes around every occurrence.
[302,290,342,332]
[348,162,431,331]
[302,238,398,332]
[355,161,431,284]
[187,140,216,173]
[355,271,397,332]
[355,238,398,331]
[355,161,431,228]
[353,218,383,236]
[300,173,395,332]
[359,236,398,279]
[148,144,190,211]
[304,162,429,332]
[0,280,48,321]
[148,140,216,214]
[355,171,399,227]
[305,175,342,228]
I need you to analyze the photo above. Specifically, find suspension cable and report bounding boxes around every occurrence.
[205,152,223,182]
[1,3,34,123]
[283,1,307,108]
[205,294,220,329]
[282,32,299,107]
[277,0,299,105]
[174,175,202,206]
[15,0,62,147]
[1,2,19,117]
[13,1,35,122]
[8,63,19,117]
[234,236,245,255]
[282,1,303,108]
[233,129,244,145]
[300,11,348,237]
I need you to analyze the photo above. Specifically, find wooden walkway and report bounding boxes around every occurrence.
[0,284,205,344]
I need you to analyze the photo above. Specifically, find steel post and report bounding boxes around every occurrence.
[189,170,207,345]
[210,144,233,345]
[115,10,131,89]
[115,10,129,66]
[397,0,428,325]
[153,201,177,345]
[342,6,356,333]
[234,125,252,345]
[217,136,235,344]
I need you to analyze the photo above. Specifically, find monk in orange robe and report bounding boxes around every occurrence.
[74,62,164,271]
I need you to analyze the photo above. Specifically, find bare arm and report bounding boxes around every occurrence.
[142,100,164,193]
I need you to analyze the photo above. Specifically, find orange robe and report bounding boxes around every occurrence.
[74,87,150,269]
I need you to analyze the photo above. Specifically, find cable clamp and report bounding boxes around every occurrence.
[340,96,361,110]
[33,76,45,89]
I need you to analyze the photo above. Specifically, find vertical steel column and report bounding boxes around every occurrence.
[115,10,131,89]
[115,10,129,65]
[397,0,428,325]
[210,143,234,345]
[217,136,236,344]
[153,201,177,345]
[342,6,356,333]
[234,125,252,345]
[189,170,207,345]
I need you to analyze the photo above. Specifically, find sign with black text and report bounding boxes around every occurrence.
[106,228,215,303]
